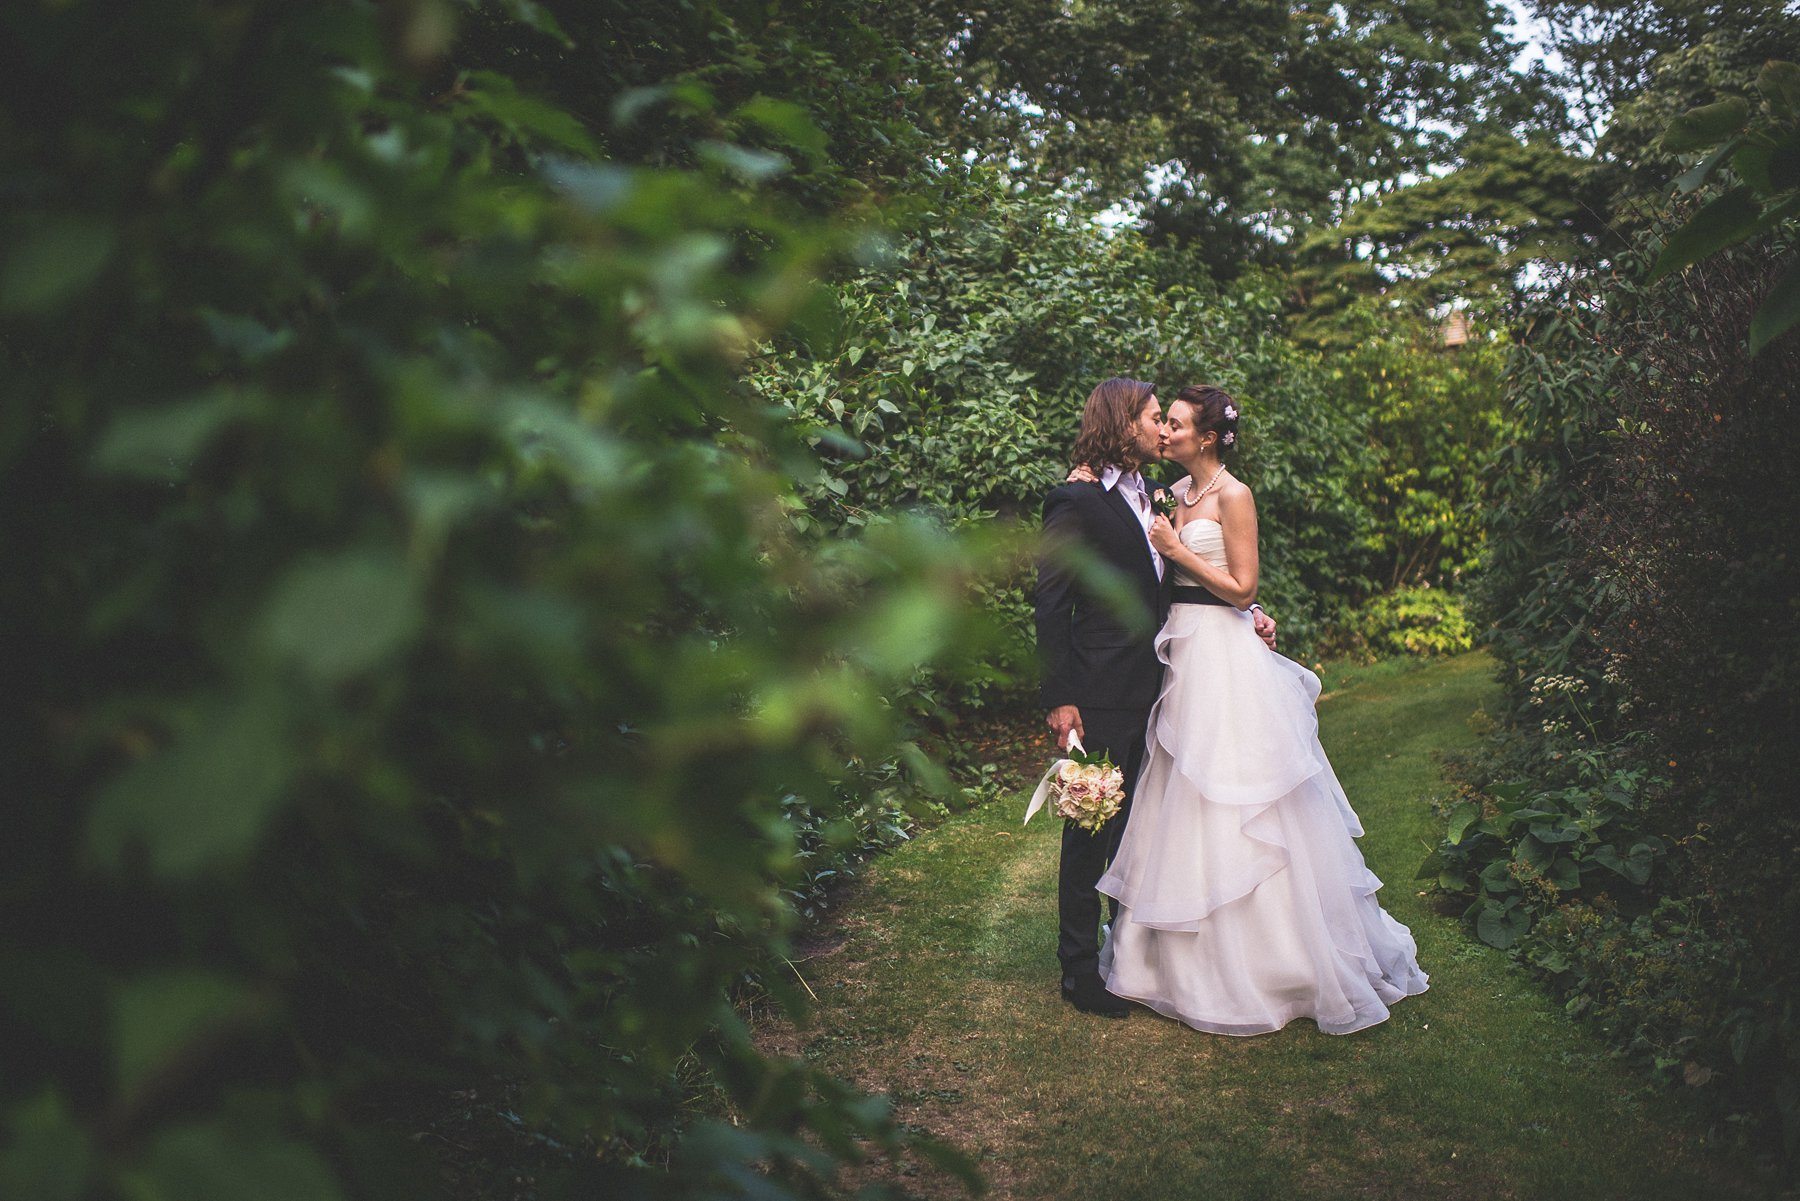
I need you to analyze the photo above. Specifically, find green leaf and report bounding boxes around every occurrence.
[1445,801,1481,845]
[1676,138,1739,194]
[543,160,635,214]
[1527,821,1580,844]
[1546,855,1581,890]
[88,691,294,877]
[1757,60,1800,118]
[1622,842,1660,886]
[1516,833,1553,870]
[459,70,597,156]
[1661,97,1751,154]
[0,1091,94,1201]
[1750,262,1800,355]
[91,390,245,480]
[0,216,115,314]
[113,972,259,1098]
[491,0,573,46]
[1647,187,1762,283]
[200,311,293,362]
[1476,903,1529,949]
[1478,858,1516,893]
[258,549,423,684]
[736,96,829,160]
[1769,131,1800,192]
[120,1123,344,1201]
[697,141,790,183]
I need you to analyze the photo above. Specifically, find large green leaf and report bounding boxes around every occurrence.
[1758,60,1800,119]
[1749,263,1800,355]
[1676,138,1740,194]
[1661,97,1751,154]
[91,390,246,480]
[0,1092,94,1201]
[1647,187,1762,283]
[458,70,598,156]
[112,972,260,1099]
[0,215,114,314]
[118,1123,343,1201]
[1476,903,1530,949]
[1446,801,1481,845]
[88,692,295,877]
[257,550,423,685]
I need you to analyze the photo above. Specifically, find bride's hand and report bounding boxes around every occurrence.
[1149,514,1181,555]
[1065,463,1099,484]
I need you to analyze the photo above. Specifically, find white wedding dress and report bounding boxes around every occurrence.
[1096,517,1428,1035]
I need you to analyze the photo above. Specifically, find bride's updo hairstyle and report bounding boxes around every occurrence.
[1070,377,1157,470]
[1175,384,1240,457]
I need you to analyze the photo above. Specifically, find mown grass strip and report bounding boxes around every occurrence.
[761,652,1769,1200]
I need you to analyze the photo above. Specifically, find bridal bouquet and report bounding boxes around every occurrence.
[1024,734,1125,832]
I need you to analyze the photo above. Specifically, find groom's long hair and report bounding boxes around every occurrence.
[1069,377,1155,472]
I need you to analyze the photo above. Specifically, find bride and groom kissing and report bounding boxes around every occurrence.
[1033,378,1428,1035]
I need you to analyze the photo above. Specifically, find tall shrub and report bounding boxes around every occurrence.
[1426,230,1800,1161]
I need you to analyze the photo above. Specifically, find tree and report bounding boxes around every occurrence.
[878,0,1545,271]
[1289,133,1604,339]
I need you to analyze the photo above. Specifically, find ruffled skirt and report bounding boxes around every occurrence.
[1096,605,1428,1035]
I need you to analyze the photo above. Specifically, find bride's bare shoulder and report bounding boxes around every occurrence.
[1219,474,1254,504]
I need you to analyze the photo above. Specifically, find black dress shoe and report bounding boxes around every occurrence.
[1062,972,1131,1017]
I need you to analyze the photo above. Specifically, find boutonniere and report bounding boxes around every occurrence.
[1151,488,1177,519]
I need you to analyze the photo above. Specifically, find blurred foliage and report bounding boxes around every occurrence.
[1649,61,1800,353]
[1425,206,1800,1170]
[0,1,997,1197]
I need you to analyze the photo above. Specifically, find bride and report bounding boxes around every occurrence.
[1084,384,1427,1035]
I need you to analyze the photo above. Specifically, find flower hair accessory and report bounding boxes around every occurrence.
[1224,404,1237,420]
[1222,431,1236,445]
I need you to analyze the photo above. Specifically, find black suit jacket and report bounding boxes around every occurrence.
[1034,478,1172,711]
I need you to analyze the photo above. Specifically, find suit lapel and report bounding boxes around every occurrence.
[1100,482,1158,584]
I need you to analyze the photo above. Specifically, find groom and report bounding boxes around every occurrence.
[1034,378,1276,1016]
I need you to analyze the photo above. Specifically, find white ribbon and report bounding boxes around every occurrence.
[1023,731,1084,825]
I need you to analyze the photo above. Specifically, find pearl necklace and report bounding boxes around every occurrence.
[1182,463,1228,507]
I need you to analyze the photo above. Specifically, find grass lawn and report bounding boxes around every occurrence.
[756,652,1775,1199]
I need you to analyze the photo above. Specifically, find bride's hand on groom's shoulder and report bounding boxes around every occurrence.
[1065,463,1099,484]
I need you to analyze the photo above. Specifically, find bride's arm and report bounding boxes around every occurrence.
[1148,486,1260,608]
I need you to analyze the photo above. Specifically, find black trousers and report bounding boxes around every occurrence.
[1057,704,1153,980]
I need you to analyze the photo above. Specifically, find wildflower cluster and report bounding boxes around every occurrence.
[1528,674,1590,705]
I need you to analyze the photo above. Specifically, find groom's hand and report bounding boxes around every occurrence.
[1047,705,1084,751]
[1252,607,1278,651]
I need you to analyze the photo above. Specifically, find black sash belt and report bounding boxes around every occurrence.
[1170,585,1232,607]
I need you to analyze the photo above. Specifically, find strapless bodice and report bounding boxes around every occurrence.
[1174,518,1227,585]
